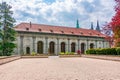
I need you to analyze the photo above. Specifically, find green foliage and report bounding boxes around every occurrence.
[69,52,74,55]
[65,51,69,55]
[60,52,75,55]
[86,48,118,55]
[31,52,36,56]
[60,52,65,55]
[0,2,16,56]
[95,49,104,55]
[85,49,96,54]
[116,47,120,55]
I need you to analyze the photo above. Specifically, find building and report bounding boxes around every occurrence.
[14,22,110,55]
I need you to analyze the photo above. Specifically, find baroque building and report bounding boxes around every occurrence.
[14,22,110,55]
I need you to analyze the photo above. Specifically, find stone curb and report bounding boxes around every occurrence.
[0,56,21,65]
[21,56,48,58]
[82,55,120,62]
[59,55,81,58]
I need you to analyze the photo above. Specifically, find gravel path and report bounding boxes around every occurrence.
[0,58,120,80]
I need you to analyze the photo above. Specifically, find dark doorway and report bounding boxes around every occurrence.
[26,47,30,54]
[71,42,75,52]
[61,42,65,53]
[90,43,94,49]
[37,41,43,54]
[49,42,55,54]
[81,43,85,54]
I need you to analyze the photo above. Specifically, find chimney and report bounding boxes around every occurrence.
[30,22,32,28]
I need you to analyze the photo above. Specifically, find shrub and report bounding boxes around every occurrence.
[70,52,74,55]
[116,47,120,55]
[60,52,64,55]
[86,49,96,54]
[65,51,69,55]
[95,49,102,55]
[86,48,117,55]
[31,52,36,56]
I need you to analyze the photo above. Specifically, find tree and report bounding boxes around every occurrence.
[105,0,120,47]
[0,2,16,56]
[102,22,113,47]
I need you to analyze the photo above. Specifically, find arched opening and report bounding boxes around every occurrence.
[49,41,55,54]
[37,41,43,54]
[26,47,30,54]
[71,42,76,52]
[90,43,94,49]
[61,42,65,53]
[81,43,85,54]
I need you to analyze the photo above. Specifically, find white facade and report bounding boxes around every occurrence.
[15,32,110,55]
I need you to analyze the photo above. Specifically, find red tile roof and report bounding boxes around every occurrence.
[14,22,105,37]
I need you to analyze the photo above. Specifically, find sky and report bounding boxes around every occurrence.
[0,0,116,29]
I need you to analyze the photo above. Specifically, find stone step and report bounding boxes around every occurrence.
[48,56,59,58]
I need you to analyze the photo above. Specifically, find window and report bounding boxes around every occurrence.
[61,31,64,33]
[26,28,29,30]
[38,29,41,32]
[89,32,92,35]
[50,30,53,33]
[71,32,74,34]
[80,32,83,34]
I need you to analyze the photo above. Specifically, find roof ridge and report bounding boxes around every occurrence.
[15,22,105,37]
[18,22,98,31]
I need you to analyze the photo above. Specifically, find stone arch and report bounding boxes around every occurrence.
[26,47,30,54]
[37,41,43,54]
[90,43,94,49]
[71,42,76,52]
[81,43,85,54]
[61,42,65,53]
[49,41,55,54]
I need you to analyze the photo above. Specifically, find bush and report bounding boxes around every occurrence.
[116,47,120,55]
[31,52,36,56]
[86,49,96,54]
[86,48,117,55]
[65,52,69,55]
[69,52,74,55]
[60,52,65,55]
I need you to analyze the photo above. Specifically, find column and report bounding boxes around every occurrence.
[57,38,59,55]
[87,39,89,49]
[45,37,48,54]
[20,36,24,55]
[78,39,80,50]
[32,36,36,52]
[103,41,104,48]
[96,40,97,48]
[68,38,70,52]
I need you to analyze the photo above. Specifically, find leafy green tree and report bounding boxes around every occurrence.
[0,2,16,56]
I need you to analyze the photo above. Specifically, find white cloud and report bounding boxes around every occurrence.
[0,0,116,29]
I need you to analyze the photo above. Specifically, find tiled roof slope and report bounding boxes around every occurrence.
[14,22,105,37]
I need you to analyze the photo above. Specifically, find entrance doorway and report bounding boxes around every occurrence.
[49,41,55,54]
[61,42,65,53]
[26,47,30,54]
[71,42,75,52]
[37,41,43,54]
[90,43,94,49]
[81,43,85,54]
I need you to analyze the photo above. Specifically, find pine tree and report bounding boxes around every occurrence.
[0,2,16,56]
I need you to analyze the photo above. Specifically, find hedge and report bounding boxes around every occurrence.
[86,47,119,55]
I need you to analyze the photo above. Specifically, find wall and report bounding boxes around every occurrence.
[15,32,110,55]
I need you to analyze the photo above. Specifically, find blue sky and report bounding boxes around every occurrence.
[0,0,115,29]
